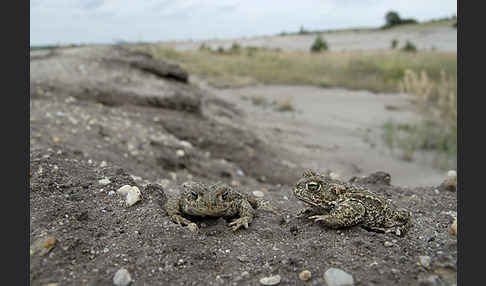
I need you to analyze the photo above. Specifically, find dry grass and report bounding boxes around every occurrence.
[384,69,457,169]
[136,45,457,92]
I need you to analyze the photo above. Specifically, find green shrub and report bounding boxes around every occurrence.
[401,41,417,52]
[199,43,211,52]
[310,35,329,53]
[216,46,225,54]
[230,42,241,54]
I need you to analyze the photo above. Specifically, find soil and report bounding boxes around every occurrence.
[30,45,457,286]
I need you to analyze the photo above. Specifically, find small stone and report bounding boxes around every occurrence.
[176,149,185,157]
[99,161,108,168]
[419,256,432,269]
[98,178,111,185]
[299,270,312,281]
[117,185,142,207]
[30,236,57,256]
[236,169,245,176]
[441,170,457,191]
[253,191,264,198]
[113,268,132,286]
[323,268,354,286]
[52,137,60,143]
[108,191,115,196]
[384,241,393,247]
[180,140,193,148]
[329,172,340,180]
[46,283,59,286]
[259,274,281,285]
[450,218,457,236]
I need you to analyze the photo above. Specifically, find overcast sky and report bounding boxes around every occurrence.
[30,0,457,46]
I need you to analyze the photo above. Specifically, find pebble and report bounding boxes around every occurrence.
[299,270,312,281]
[329,172,340,180]
[259,275,281,285]
[30,236,57,256]
[442,170,457,191]
[113,268,132,286]
[117,185,142,207]
[419,256,432,269]
[450,218,457,236]
[99,161,108,168]
[384,241,393,247]
[98,178,111,185]
[176,149,185,157]
[236,169,245,176]
[180,140,193,148]
[323,268,354,286]
[253,190,265,198]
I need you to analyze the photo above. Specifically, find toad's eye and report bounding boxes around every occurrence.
[306,182,321,191]
[191,192,199,200]
[221,191,229,200]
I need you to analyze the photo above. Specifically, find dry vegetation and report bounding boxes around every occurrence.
[384,69,457,169]
[138,45,456,93]
[135,43,457,169]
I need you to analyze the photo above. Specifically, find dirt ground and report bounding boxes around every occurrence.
[164,25,456,52]
[29,45,457,286]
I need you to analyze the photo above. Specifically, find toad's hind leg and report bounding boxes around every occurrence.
[309,199,365,229]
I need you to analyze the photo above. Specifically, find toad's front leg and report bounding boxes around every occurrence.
[228,199,254,231]
[309,199,365,229]
[166,198,199,232]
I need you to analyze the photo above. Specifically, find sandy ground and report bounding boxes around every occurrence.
[198,83,446,187]
[164,25,456,52]
[29,44,456,286]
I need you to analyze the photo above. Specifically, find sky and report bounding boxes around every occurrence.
[30,0,457,46]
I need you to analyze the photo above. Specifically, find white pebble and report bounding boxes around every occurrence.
[384,241,393,247]
[324,268,354,286]
[253,191,264,198]
[98,178,111,185]
[419,255,431,269]
[176,149,185,157]
[329,172,341,180]
[259,274,281,285]
[447,170,457,178]
[99,161,108,168]
[113,268,132,286]
[117,185,142,207]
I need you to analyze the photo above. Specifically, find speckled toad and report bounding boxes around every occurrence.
[293,170,411,236]
[165,181,279,232]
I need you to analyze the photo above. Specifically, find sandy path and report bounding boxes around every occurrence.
[166,25,456,52]
[196,80,445,187]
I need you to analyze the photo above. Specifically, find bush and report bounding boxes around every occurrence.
[216,46,225,54]
[299,25,310,35]
[230,42,241,54]
[383,11,418,29]
[199,43,211,52]
[401,41,417,52]
[391,39,399,49]
[310,35,329,53]
[385,11,402,27]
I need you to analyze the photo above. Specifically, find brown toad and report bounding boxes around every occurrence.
[165,181,279,232]
[293,170,411,236]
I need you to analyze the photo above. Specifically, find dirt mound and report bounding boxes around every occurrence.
[30,148,457,286]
